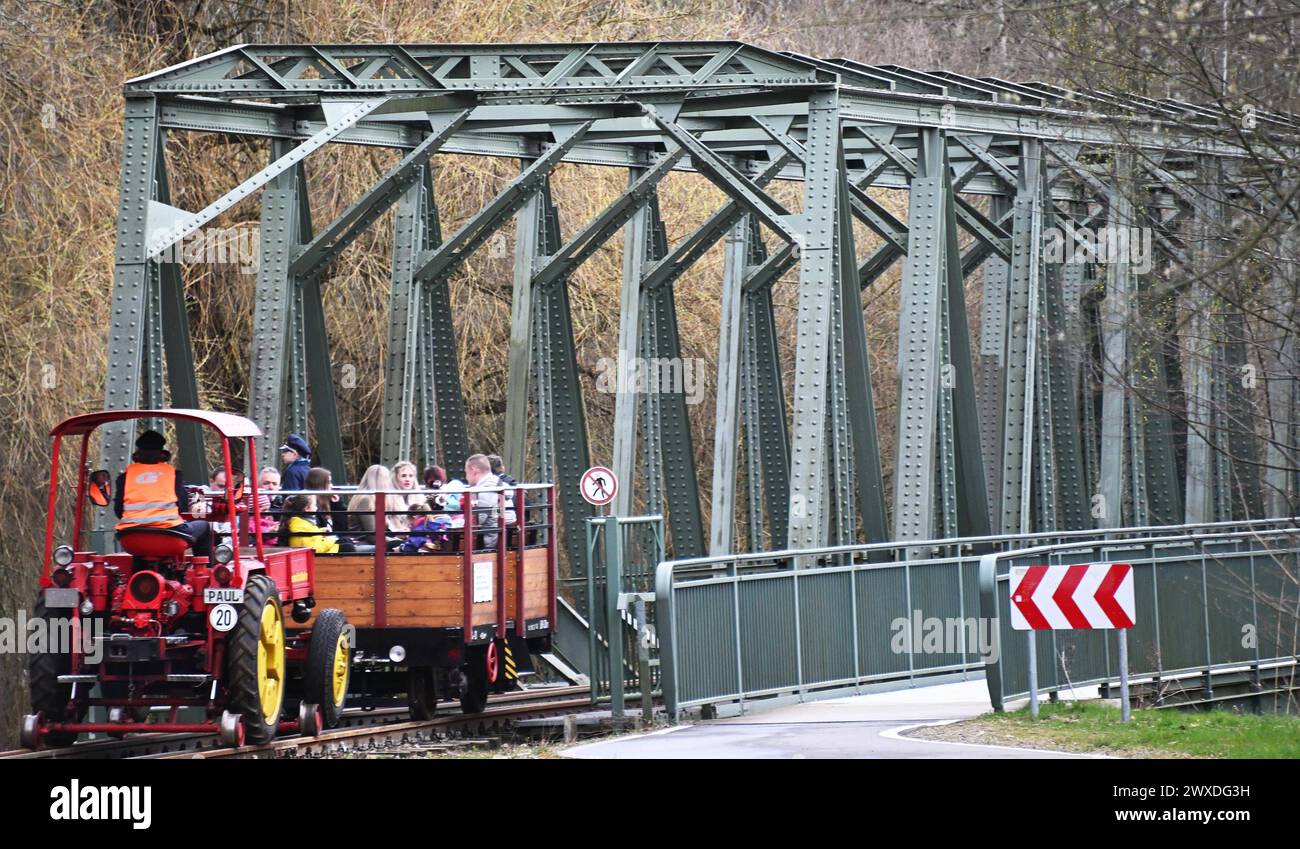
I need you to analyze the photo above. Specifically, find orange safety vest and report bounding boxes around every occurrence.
[115,463,183,531]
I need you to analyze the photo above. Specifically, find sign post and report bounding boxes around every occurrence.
[1009,563,1136,721]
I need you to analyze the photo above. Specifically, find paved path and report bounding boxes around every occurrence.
[564,680,1103,759]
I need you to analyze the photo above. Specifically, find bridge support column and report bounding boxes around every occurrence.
[247,138,306,472]
[529,185,594,581]
[787,88,845,550]
[894,127,989,544]
[639,197,705,558]
[1098,153,1136,529]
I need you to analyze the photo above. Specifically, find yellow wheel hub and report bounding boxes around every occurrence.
[256,600,285,724]
[331,631,350,706]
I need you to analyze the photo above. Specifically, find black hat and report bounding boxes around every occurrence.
[279,433,311,458]
[135,429,166,451]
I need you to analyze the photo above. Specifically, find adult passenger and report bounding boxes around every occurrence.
[280,433,312,491]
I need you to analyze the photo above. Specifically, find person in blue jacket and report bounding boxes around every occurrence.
[280,433,312,491]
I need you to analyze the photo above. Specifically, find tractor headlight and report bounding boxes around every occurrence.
[53,545,75,567]
[212,544,234,565]
[389,645,406,663]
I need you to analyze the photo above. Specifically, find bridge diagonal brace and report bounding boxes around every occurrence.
[531,144,685,290]
[641,154,790,292]
[146,96,387,259]
[1044,143,1115,206]
[951,135,1017,189]
[413,121,593,285]
[758,116,910,254]
[290,108,471,279]
[647,110,798,245]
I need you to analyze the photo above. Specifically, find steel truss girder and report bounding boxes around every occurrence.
[413,121,594,286]
[1099,153,1136,528]
[128,42,831,96]
[892,127,988,543]
[152,130,205,480]
[247,138,308,470]
[291,109,470,280]
[641,156,789,292]
[640,199,706,557]
[999,139,1046,534]
[147,97,387,260]
[529,185,595,577]
[740,268,792,549]
[530,144,685,291]
[647,109,797,243]
[98,96,166,530]
[786,89,842,550]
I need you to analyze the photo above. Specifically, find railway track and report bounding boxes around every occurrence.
[0,684,591,760]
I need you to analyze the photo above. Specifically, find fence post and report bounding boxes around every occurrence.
[654,561,678,720]
[605,515,625,717]
[636,594,653,724]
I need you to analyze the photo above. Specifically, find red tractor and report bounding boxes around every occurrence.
[22,409,351,750]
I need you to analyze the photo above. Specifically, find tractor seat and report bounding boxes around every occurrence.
[116,527,194,559]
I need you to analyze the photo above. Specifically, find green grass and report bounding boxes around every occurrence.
[969,702,1300,758]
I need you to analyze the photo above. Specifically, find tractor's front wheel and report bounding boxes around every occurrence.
[304,608,350,728]
[224,574,286,745]
[28,593,83,747]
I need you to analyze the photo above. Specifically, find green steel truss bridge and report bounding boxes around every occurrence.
[99,41,1299,575]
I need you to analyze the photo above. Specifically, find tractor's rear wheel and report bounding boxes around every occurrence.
[224,574,286,745]
[408,666,438,720]
[304,608,350,728]
[28,594,82,747]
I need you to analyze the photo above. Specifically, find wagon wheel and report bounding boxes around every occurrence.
[224,574,286,745]
[408,666,438,720]
[304,608,350,728]
[458,648,490,715]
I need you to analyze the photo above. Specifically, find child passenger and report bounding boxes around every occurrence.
[283,493,341,554]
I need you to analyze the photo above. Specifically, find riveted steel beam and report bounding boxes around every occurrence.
[98,97,165,541]
[641,155,790,293]
[530,186,595,578]
[153,132,205,480]
[893,127,987,543]
[978,195,1012,526]
[710,213,750,555]
[612,167,651,517]
[147,97,387,260]
[646,110,798,246]
[247,137,306,470]
[1099,153,1136,528]
[893,127,949,542]
[412,121,593,286]
[383,162,438,466]
[531,144,685,292]
[836,153,889,544]
[641,198,705,557]
[1000,139,1046,534]
[503,163,545,479]
[787,89,842,551]
[290,109,470,281]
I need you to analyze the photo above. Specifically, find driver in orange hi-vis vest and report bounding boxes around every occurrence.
[113,429,212,557]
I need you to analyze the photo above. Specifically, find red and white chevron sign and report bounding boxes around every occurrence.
[1009,564,1135,630]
